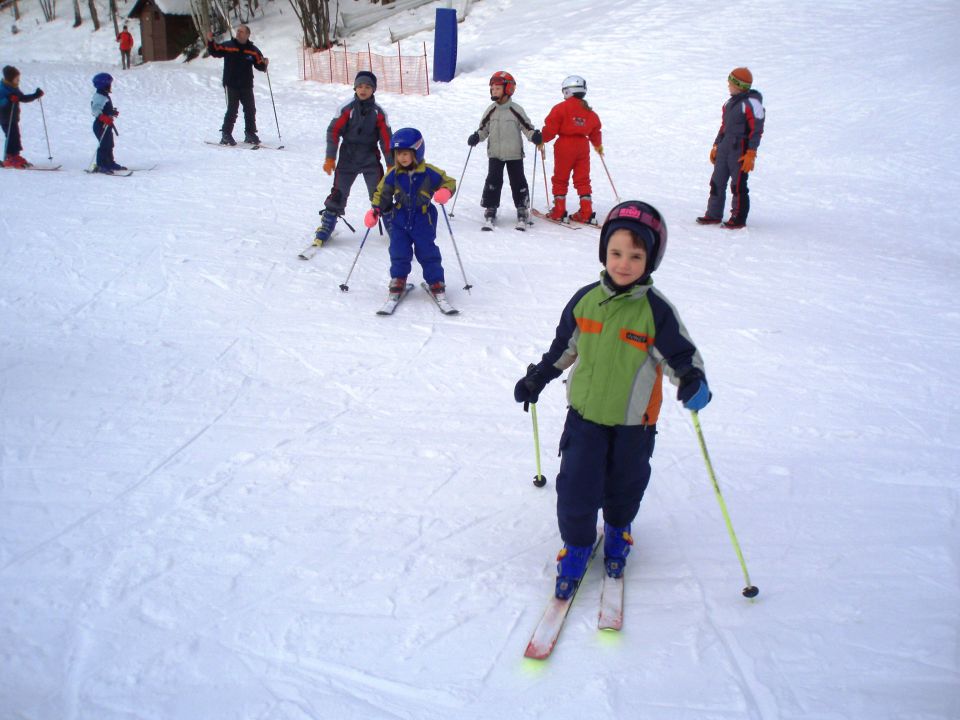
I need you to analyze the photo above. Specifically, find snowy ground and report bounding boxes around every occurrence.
[2,0,959,718]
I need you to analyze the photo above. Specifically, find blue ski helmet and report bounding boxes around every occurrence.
[92,72,113,91]
[598,200,668,276]
[390,127,425,164]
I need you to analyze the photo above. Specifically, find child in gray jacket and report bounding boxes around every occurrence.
[467,71,542,230]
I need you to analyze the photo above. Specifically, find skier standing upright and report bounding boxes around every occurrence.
[314,71,392,246]
[514,201,711,599]
[207,25,269,146]
[696,67,765,229]
[1,65,43,169]
[540,75,603,224]
[467,71,541,229]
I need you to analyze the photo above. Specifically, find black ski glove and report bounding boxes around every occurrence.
[677,368,712,411]
[467,132,480,147]
[514,363,556,406]
[531,129,542,145]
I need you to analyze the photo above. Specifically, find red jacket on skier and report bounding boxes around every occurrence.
[540,75,603,224]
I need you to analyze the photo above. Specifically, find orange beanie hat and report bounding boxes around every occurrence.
[729,67,753,90]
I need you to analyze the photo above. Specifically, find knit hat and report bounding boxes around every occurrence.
[354,71,377,91]
[728,67,752,90]
[2,65,19,82]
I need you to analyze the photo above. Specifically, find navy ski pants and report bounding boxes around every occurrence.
[555,409,656,547]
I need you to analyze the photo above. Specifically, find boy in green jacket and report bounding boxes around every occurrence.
[514,200,711,599]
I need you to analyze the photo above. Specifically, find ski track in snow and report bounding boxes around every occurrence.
[2,0,960,718]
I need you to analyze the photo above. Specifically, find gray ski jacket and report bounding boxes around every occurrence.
[475,98,537,161]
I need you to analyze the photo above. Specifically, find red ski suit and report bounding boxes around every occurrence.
[541,96,602,197]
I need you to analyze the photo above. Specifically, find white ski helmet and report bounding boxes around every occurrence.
[562,75,587,99]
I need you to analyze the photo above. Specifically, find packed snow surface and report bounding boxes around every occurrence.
[2,0,959,718]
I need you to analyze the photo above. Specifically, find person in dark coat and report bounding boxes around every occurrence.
[207,25,269,145]
[1,65,44,169]
[696,67,765,229]
[313,71,392,245]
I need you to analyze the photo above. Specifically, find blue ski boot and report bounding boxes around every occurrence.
[314,210,338,245]
[603,523,633,578]
[555,543,594,600]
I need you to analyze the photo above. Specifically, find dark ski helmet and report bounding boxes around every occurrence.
[92,72,113,91]
[489,70,516,96]
[391,127,425,164]
[598,201,668,276]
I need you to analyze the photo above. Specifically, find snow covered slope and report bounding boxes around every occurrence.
[1,1,959,718]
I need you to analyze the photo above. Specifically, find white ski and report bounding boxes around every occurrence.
[84,168,134,177]
[377,283,415,315]
[2,163,61,171]
[598,573,624,631]
[524,535,603,660]
[298,241,323,260]
[204,140,284,151]
[420,282,459,315]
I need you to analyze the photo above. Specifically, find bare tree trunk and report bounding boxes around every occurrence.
[288,0,332,50]
[73,0,82,27]
[88,0,101,30]
[109,0,120,36]
[13,0,20,21]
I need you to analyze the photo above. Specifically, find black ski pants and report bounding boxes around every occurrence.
[481,157,529,210]
[222,86,257,135]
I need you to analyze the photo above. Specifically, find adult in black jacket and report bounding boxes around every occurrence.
[207,25,269,145]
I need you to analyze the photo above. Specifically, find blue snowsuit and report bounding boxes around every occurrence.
[371,159,456,284]
[91,89,120,170]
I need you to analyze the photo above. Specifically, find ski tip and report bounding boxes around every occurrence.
[523,642,552,661]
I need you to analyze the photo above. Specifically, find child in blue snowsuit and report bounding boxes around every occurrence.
[90,73,125,174]
[367,127,456,298]
[514,201,711,600]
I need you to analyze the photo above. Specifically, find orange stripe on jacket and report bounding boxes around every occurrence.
[576,317,603,334]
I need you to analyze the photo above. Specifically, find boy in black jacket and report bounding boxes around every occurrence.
[314,71,392,245]
[207,25,269,145]
[1,66,44,169]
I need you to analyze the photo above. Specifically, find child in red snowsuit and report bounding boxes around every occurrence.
[540,75,603,224]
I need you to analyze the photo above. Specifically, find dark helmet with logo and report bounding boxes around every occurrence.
[598,200,668,276]
[92,72,114,91]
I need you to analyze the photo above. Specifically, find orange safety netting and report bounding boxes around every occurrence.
[300,44,430,96]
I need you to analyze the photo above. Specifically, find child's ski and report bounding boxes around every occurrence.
[2,163,61,171]
[126,164,158,172]
[377,283,415,315]
[531,209,582,230]
[204,140,284,151]
[298,241,323,261]
[84,168,134,177]
[598,573,624,631]
[524,534,603,660]
[420,282,459,315]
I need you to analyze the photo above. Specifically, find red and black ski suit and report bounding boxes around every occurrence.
[541,96,602,198]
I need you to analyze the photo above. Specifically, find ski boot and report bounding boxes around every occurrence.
[108,161,128,171]
[722,218,746,229]
[428,281,447,299]
[548,195,567,221]
[3,154,29,169]
[603,523,634,578]
[388,276,408,298]
[570,195,597,225]
[516,206,530,230]
[482,207,496,231]
[696,215,722,225]
[220,131,237,146]
[244,131,261,145]
[555,542,594,600]
[314,210,338,245]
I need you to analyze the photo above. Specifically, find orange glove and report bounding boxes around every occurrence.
[323,157,336,175]
[709,145,718,164]
[432,187,452,205]
[364,207,380,228]
[594,144,604,155]
[739,149,756,173]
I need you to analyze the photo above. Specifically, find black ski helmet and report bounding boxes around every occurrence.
[598,201,668,275]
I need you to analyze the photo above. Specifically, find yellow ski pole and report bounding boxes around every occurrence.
[691,410,759,598]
